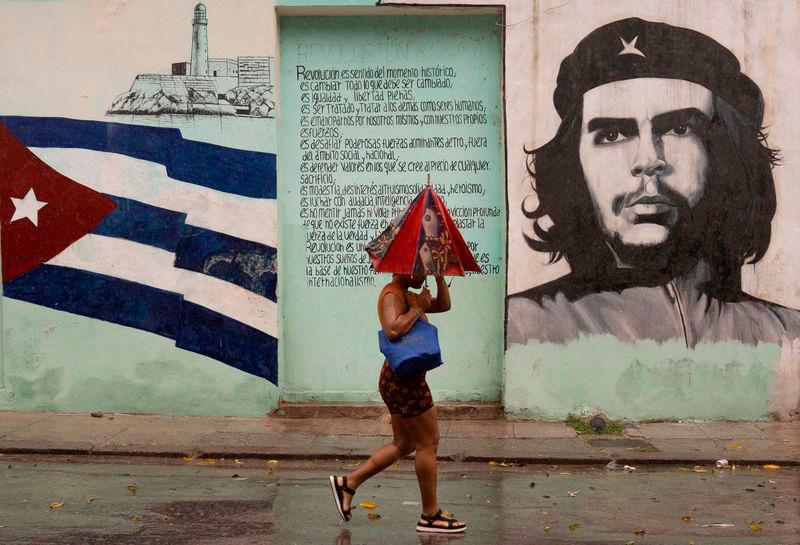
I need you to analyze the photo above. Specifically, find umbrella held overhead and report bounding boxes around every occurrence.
[365,177,481,276]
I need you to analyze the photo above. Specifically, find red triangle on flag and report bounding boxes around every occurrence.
[0,123,116,283]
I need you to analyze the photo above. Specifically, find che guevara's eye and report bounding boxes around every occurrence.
[595,130,630,144]
[666,125,691,136]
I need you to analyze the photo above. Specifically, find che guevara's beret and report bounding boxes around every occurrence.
[553,18,764,127]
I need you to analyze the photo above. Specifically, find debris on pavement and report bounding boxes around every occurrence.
[49,502,63,509]
[90,412,104,418]
[367,513,382,520]
[702,523,735,527]
[401,501,419,506]
[358,501,378,509]
[126,484,138,495]
[716,459,729,468]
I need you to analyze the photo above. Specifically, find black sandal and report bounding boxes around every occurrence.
[329,475,356,522]
[416,508,466,533]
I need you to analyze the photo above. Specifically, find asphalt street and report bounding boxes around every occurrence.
[0,455,797,545]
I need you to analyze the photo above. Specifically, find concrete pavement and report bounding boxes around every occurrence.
[1,410,798,465]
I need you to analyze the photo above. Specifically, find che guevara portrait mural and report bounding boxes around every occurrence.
[507,17,800,347]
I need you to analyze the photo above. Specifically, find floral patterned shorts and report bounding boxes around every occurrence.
[378,361,434,419]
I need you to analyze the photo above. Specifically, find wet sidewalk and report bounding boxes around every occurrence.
[1,410,798,466]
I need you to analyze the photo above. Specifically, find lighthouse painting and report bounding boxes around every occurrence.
[108,3,275,118]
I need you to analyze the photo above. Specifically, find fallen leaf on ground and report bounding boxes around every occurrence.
[626,541,635,545]
[0,525,7,528]
[566,490,581,497]
[267,460,279,465]
[559,472,572,475]
[49,502,64,509]
[231,474,247,480]
[234,459,245,465]
[131,515,141,522]
[161,516,171,522]
[691,467,707,473]
[91,412,104,418]
[749,523,763,531]
[702,523,734,528]
[776,520,786,524]
[589,486,596,491]
[681,515,692,523]
[367,513,381,520]
[85,497,97,504]
[199,459,216,465]
[633,529,646,536]
[544,526,551,532]
[768,480,777,484]
[127,485,139,495]
[181,456,194,462]
[729,443,742,449]
[359,501,379,509]
[763,464,781,470]
[569,523,581,530]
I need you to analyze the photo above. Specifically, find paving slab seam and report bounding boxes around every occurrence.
[0,413,60,440]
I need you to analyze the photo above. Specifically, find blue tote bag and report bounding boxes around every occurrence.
[378,319,443,379]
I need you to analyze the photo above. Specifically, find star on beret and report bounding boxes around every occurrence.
[618,35,646,58]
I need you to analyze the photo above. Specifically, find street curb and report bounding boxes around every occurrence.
[2,446,797,466]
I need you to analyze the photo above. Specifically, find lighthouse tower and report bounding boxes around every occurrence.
[189,3,209,76]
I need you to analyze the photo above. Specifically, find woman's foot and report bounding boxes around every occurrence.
[329,475,356,522]
[416,508,466,533]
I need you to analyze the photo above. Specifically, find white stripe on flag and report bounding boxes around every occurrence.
[30,147,277,248]
[46,234,278,337]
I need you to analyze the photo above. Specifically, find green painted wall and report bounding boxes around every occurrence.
[504,337,781,421]
[278,15,506,402]
[2,300,277,416]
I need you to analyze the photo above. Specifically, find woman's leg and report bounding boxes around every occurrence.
[337,414,414,515]
[399,406,440,515]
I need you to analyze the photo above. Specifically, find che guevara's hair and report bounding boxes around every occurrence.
[523,96,780,291]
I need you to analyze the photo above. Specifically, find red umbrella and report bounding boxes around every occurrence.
[365,178,480,276]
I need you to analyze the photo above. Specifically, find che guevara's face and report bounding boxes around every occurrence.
[578,78,714,249]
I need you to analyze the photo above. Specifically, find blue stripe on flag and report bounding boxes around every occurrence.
[4,265,278,383]
[176,301,278,384]
[3,265,181,338]
[175,226,277,301]
[0,116,276,199]
[94,195,187,252]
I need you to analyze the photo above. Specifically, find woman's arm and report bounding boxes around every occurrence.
[379,290,431,341]
[426,276,451,313]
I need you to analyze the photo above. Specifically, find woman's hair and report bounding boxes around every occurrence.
[523,95,780,293]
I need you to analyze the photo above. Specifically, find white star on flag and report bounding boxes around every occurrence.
[10,187,48,226]
[619,35,646,58]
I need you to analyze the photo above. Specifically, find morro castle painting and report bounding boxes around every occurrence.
[108,3,275,118]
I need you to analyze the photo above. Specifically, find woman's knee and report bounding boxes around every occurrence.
[414,430,439,451]
[394,438,414,455]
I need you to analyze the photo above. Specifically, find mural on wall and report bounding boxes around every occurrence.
[0,2,278,384]
[108,3,275,118]
[507,17,800,348]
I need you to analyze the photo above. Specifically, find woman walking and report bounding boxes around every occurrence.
[329,273,466,534]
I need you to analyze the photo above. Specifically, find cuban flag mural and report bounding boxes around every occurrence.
[0,116,278,384]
